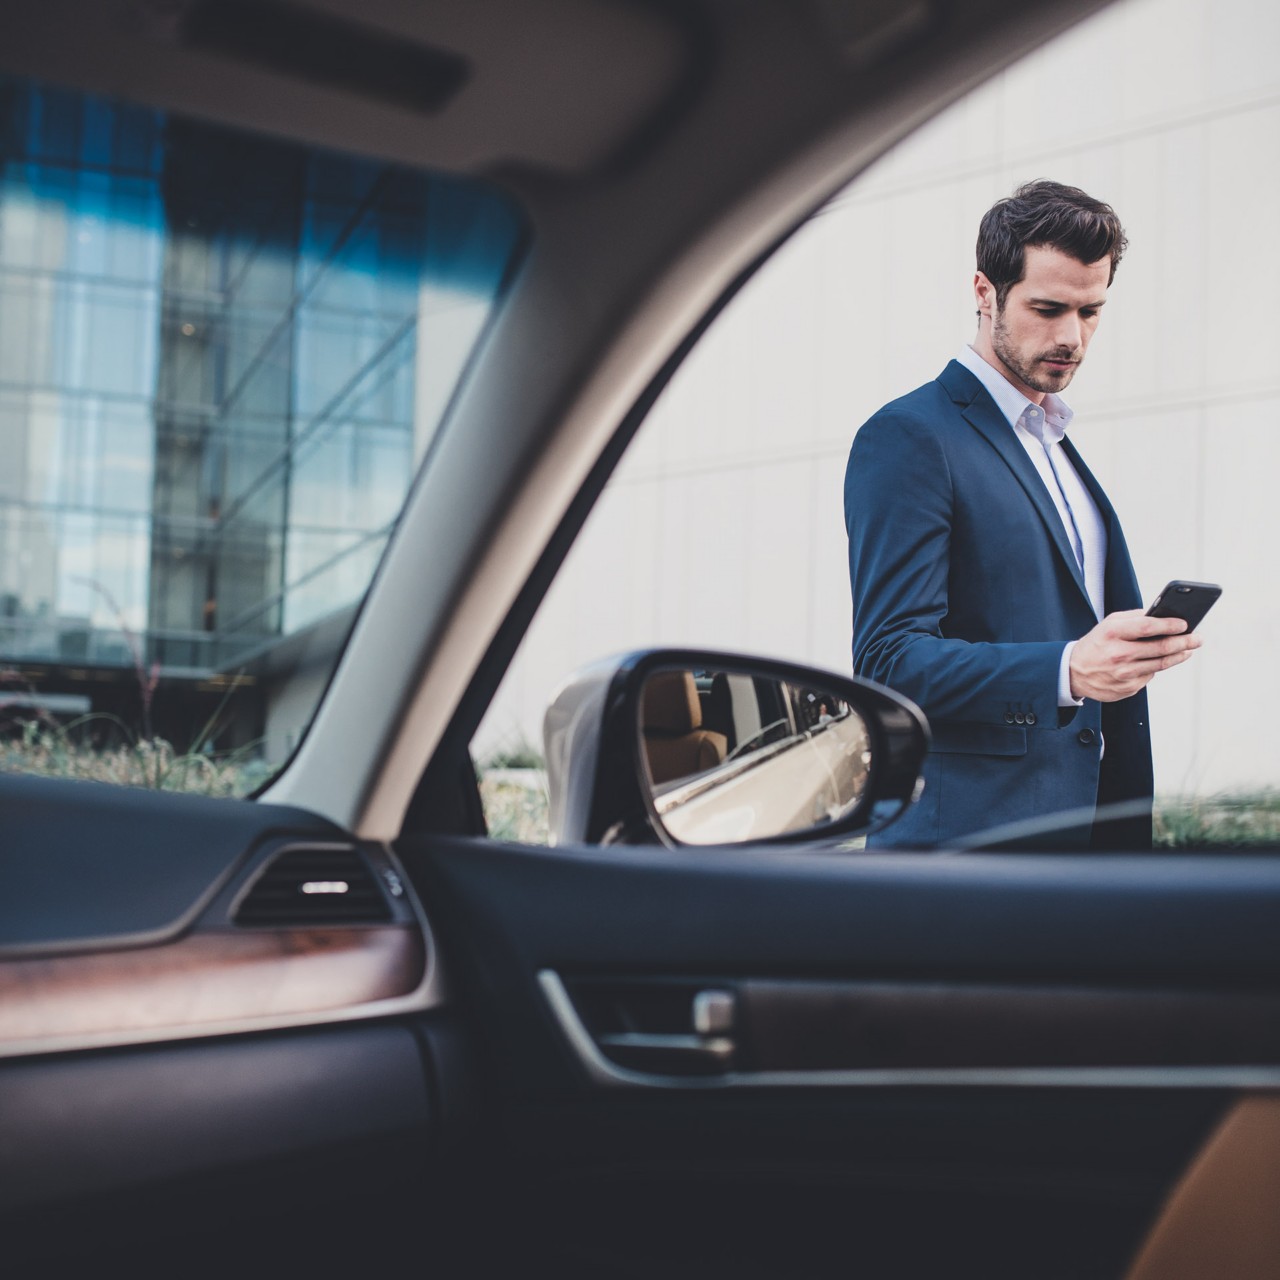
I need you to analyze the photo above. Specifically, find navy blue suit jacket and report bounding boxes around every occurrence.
[844,360,1152,848]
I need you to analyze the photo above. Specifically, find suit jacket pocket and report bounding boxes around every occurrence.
[929,722,1028,757]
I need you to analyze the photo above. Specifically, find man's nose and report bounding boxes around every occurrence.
[1053,313,1083,351]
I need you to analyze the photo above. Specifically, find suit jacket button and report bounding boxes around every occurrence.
[1077,728,1096,746]
[1014,713,1026,725]
[1025,711,1037,726]
[1003,712,1015,724]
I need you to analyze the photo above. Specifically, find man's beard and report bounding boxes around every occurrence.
[992,309,1080,394]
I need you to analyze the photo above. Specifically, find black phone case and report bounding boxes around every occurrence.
[1146,581,1222,632]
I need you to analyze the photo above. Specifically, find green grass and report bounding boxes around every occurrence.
[0,717,273,798]
[1153,791,1280,849]
[478,772,550,844]
[476,738,546,772]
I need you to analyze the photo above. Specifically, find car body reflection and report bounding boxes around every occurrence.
[640,668,872,844]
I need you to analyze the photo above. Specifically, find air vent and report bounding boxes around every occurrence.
[235,846,392,926]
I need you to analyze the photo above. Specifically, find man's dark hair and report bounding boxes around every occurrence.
[976,180,1127,308]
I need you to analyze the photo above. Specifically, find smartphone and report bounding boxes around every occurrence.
[1146,580,1222,632]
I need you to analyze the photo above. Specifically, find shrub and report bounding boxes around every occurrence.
[1153,791,1280,849]
[0,717,272,798]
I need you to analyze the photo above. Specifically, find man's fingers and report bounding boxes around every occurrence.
[1124,646,1196,673]
[1070,612,1204,702]
[1104,609,1190,641]
[1131,618,1190,640]
[1096,644,1196,689]
[1114,646,1195,683]
[1126,633,1201,660]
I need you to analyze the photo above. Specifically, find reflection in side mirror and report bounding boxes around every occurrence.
[639,667,873,845]
[543,648,928,848]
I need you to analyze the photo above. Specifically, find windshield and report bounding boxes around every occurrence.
[0,75,524,796]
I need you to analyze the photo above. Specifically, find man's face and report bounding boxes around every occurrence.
[975,244,1111,402]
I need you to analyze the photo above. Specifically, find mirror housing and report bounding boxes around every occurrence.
[543,650,929,847]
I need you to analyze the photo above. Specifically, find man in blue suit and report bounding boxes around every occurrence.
[844,181,1200,849]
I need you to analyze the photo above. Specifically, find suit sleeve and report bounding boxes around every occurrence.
[844,409,1063,726]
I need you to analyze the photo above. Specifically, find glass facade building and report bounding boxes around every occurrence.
[0,76,521,758]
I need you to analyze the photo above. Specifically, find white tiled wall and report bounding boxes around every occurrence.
[478,0,1280,798]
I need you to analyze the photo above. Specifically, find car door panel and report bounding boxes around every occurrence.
[399,832,1279,1277]
[406,838,1280,996]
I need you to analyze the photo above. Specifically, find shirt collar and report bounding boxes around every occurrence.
[956,344,1073,444]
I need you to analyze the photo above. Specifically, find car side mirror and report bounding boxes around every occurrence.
[543,650,929,847]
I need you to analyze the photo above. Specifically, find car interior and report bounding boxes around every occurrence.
[640,669,728,784]
[1,1,1278,1277]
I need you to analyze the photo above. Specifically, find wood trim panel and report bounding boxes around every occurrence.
[743,980,1280,1070]
[0,926,426,1047]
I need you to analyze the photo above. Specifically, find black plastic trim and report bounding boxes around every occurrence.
[0,1022,431,1215]
[0,772,346,957]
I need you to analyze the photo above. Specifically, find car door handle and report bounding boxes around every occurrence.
[595,1031,736,1075]
[547,980,739,1077]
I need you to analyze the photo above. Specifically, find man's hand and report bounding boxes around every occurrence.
[1069,609,1202,702]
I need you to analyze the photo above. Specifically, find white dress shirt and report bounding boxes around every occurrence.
[956,345,1108,707]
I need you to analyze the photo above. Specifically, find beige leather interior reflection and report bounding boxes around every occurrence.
[642,671,728,785]
[1125,1093,1280,1280]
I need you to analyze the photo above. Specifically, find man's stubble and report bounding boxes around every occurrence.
[991,306,1080,396]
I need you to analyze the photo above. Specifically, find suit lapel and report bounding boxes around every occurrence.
[938,361,1092,609]
[1061,435,1142,612]
[1059,436,1115,527]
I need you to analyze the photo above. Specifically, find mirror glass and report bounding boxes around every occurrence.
[638,666,872,844]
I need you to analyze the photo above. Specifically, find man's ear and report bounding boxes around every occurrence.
[974,270,996,322]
